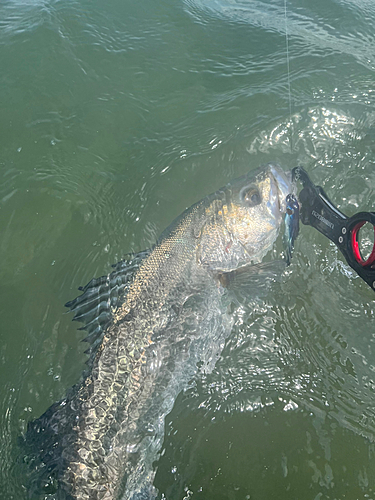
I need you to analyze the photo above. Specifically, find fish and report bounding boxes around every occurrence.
[23,163,292,500]
[284,193,299,265]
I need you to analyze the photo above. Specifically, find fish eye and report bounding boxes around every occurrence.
[240,186,262,207]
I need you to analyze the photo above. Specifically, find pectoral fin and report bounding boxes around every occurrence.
[217,260,286,300]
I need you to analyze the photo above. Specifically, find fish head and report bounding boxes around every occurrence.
[223,163,292,261]
[199,163,292,272]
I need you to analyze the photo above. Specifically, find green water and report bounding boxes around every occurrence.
[1,0,375,498]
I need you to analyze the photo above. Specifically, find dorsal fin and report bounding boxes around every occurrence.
[21,252,151,497]
[65,249,150,353]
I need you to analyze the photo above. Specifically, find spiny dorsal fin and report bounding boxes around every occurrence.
[65,249,151,348]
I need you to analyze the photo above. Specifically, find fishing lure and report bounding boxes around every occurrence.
[284,193,300,265]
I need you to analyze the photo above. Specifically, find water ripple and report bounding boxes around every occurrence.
[185,0,375,69]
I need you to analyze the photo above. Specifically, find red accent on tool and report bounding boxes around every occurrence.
[351,221,375,266]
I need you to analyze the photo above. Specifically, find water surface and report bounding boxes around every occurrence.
[1,0,375,498]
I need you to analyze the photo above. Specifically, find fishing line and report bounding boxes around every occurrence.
[284,0,293,151]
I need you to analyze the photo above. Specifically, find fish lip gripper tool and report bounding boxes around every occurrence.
[292,166,375,292]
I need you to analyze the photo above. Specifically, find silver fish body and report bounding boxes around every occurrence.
[25,163,292,500]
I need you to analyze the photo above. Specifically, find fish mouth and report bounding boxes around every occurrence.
[268,163,293,218]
